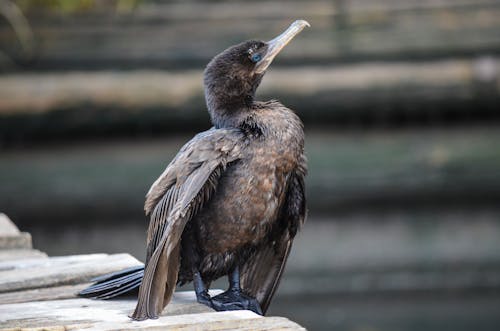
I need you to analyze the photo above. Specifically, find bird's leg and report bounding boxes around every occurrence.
[210,266,263,315]
[193,270,212,308]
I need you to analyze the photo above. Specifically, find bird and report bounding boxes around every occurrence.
[79,19,309,320]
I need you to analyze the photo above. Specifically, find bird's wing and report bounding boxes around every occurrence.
[240,157,307,314]
[132,128,244,320]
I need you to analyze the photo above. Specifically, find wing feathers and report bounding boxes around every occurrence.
[146,186,181,263]
[133,165,222,320]
[258,239,292,312]
[240,166,307,314]
[131,128,243,320]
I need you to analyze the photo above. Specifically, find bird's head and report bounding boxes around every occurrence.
[204,20,310,128]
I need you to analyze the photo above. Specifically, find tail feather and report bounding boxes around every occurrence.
[78,265,144,299]
[94,278,142,299]
[80,272,140,295]
[131,240,180,320]
[89,265,144,283]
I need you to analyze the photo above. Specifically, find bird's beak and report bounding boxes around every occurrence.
[254,20,310,74]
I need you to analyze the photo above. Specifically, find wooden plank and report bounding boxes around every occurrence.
[0,214,32,250]
[0,214,20,235]
[1,58,498,115]
[0,293,305,330]
[0,232,32,250]
[0,283,90,304]
[0,253,107,270]
[132,317,306,331]
[0,253,142,293]
[0,249,47,262]
[0,70,203,114]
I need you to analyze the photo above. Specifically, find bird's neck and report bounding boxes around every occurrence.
[205,91,256,129]
[209,104,254,130]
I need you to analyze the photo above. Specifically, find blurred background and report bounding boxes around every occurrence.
[1,0,500,330]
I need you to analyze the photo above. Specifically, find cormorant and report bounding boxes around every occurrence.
[79,20,309,320]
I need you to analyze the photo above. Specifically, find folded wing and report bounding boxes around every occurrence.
[131,128,244,320]
[240,157,307,314]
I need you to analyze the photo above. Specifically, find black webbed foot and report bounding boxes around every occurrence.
[192,266,263,315]
[193,271,214,309]
[211,289,263,315]
[195,289,213,307]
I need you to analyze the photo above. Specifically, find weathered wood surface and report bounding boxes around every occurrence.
[0,283,90,304]
[0,249,46,262]
[0,232,32,250]
[0,293,305,330]
[0,214,19,236]
[1,58,499,115]
[0,217,306,330]
[0,213,32,250]
[2,0,500,69]
[0,213,47,263]
[0,253,142,293]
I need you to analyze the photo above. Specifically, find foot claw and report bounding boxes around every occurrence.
[196,290,213,308]
[211,290,263,315]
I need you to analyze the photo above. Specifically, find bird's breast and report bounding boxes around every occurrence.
[195,132,301,254]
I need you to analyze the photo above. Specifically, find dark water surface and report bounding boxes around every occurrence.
[270,293,500,331]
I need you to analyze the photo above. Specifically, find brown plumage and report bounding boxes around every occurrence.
[131,20,309,320]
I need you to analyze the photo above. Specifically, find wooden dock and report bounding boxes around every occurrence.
[0,213,305,330]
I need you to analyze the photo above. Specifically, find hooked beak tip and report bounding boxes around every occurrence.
[254,19,310,74]
[296,19,311,28]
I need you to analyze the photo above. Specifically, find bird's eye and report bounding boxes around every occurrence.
[251,53,262,63]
